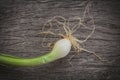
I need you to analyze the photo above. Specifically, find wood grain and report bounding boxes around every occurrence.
[0,0,120,80]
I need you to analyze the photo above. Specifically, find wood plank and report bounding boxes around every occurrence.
[0,0,120,80]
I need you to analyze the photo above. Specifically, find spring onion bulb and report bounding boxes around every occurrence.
[0,39,71,66]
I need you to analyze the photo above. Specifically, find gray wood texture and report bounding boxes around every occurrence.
[0,0,120,80]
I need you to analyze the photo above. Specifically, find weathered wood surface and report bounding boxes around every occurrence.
[0,0,120,80]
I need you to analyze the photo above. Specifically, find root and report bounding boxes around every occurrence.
[81,48,102,61]
[39,1,103,61]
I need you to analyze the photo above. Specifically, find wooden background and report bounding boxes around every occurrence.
[0,0,120,80]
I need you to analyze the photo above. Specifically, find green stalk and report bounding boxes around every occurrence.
[0,51,58,66]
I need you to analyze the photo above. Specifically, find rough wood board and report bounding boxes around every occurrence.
[0,0,120,80]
